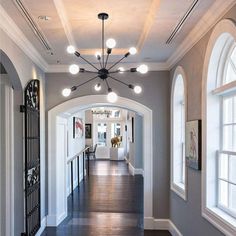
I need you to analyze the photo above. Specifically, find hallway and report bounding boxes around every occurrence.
[42,160,171,236]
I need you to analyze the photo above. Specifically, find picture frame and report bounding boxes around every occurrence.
[185,120,201,170]
[85,123,92,139]
[73,117,84,139]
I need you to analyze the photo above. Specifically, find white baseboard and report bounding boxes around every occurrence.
[144,217,182,236]
[135,168,144,176]
[35,217,47,236]
[168,220,183,236]
[46,211,67,227]
[128,162,144,176]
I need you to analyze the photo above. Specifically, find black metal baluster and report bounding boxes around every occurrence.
[87,152,90,177]
[71,161,73,196]
[83,152,85,180]
[77,156,80,185]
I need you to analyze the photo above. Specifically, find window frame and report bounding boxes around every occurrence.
[171,66,187,200]
[202,19,236,235]
[217,93,236,219]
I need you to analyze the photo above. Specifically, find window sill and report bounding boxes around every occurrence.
[171,182,186,201]
[202,206,236,235]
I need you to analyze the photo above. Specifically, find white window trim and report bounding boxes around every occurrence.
[202,19,236,236]
[212,80,236,96]
[171,66,187,201]
[217,150,236,219]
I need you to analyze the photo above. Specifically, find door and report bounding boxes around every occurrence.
[23,80,41,236]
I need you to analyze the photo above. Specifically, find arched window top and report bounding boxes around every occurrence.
[172,66,187,95]
[205,19,236,92]
[224,44,236,85]
[173,74,185,102]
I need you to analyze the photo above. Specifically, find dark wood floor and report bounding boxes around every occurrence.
[42,160,171,236]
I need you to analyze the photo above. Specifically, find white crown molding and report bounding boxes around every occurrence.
[53,0,77,47]
[166,0,236,69]
[46,62,169,73]
[0,5,49,71]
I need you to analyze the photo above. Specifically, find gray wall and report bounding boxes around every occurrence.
[135,114,143,169]
[169,5,236,236]
[129,114,143,169]
[45,70,170,218]
[126,112,143,169]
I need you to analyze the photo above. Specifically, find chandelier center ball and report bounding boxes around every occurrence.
[98,13,109,20]
[98,68,109,80]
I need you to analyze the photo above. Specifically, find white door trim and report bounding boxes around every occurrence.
[0,77,15,236]
[47,95,153,228]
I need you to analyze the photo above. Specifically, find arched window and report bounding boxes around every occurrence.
[218,43,236,219]
[203,19,236,235]
[171,67,187,200]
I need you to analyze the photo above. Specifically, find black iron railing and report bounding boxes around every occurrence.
[67,147,90,195]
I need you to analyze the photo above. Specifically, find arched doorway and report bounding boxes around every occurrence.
[47,95,153,228]
[0,50,23,236]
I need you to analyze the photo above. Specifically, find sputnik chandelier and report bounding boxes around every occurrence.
[62,12,148,103]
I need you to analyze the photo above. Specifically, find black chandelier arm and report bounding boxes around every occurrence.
[105,53,110,69]
[104,77,112,91]
[74,52,99,71]
[98,57,103,69]
[108,75,134,89]
[71,75,99,90]
[82,69,98,74]
[102,16,105,67]
[107,52,130,71]
[108,70,120,74]
[109,68,135,74]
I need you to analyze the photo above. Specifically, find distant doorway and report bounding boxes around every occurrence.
[48,95,153,229]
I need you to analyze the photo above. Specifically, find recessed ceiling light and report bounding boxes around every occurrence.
[38,16,51,21]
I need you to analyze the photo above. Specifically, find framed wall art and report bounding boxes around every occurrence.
[185,120,201,170]
[73,117,84,139]
[85,123,92,139]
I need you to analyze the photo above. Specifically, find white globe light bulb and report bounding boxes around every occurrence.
[129,47,137,55]
[95,51,101,58]
[106,38,116,49]
[134,85,142,94]
[107,91,118,103]
[69,64,79,74]
[137,64,148,74]
[94,83,101,91]
[118,67,125,73]
[62,88,71,97]
[67,45,75,54]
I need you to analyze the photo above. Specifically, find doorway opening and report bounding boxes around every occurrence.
[0,50,23,236]
[47,95,153,229]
